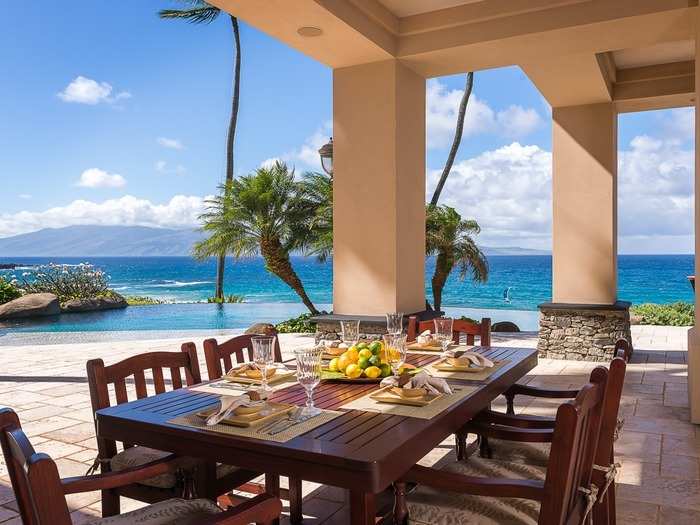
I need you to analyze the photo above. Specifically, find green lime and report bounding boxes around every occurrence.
[369,355,380,367]
[369,341,382,353]
[379,363,392,377]
[357,342,369,349]
[358,357,370,369]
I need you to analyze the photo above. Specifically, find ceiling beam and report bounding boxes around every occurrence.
[614,61,694,112]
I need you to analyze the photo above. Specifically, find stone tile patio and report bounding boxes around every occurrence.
[0,326,697,524]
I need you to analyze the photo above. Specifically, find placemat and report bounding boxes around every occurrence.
[339,384,477,419]
[406,344,476,356]
[168,409,343,443]
[190,378,297,396]
[425,359,509,381]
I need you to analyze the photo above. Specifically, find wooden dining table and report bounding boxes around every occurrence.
[95,346,537,524]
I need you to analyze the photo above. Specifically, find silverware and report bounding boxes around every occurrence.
[267,412,319,436]
[258,406,303,434]
[209,381,248,392]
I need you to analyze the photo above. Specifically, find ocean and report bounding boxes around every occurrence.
[0,255,694,333]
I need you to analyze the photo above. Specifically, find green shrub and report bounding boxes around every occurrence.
[126,296,164,306]
[20,263,112,303]
[631,302,694,326]
[207,294,245,304]
[0,277,21,305]
[275,313,317,333]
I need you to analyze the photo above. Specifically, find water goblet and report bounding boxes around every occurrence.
[382,333,407,376]
[294,346,324,417]
[252,335,275,394]
[340,319,360,345]
[434,317,454,352]
[386,312,404,335]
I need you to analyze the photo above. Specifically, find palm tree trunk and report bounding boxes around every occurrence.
[429,72,473,207]
[431,249,453,313]
[215,15,242,300]
[260,237,320,315]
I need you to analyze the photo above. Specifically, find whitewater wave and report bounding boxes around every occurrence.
[142,280,213,288]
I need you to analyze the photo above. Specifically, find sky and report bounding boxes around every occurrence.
[0,0,695,254]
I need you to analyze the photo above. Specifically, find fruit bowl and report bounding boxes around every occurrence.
[322,340,392,381]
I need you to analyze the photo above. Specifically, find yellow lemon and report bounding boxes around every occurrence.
[358,348,373,360]
[337,354,351,372]
[345,363,362,379]
[345,347,360,363]
[364,366,381,379]
[328,357,340,372]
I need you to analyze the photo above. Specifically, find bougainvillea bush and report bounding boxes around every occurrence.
[0,277,21,305]
[20,263,115,303]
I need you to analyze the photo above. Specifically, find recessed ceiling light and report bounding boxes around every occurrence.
[297,26,323,37]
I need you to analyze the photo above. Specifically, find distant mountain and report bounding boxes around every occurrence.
[0,226,204,256]
[0,225,551,257]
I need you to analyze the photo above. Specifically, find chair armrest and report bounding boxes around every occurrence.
[62,454,181,494]
[472,423,554,443]
[506,383,580,399]
[471,409,555,429]
[400,465,544,501]
[199,494,282,525]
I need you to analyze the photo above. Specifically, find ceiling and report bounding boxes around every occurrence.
[375,0,482,17]
[613,40,694,69]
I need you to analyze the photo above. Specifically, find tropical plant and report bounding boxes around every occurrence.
[300,171,333,261]
[426,205,488,312]
[125,296,164,306]
[275,313,317,333]
[631,302,694,326]
[0,276,21,304]
[194,161,320,314]
[19,263,116,303]
[206,294,245,304]
[159,0,242,301]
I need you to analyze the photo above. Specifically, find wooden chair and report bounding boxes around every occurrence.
[464,354,628,524]
[0,407,282,525]
[393,367,608,525]
[407,315,491,346]
[86,350,258,517]
[197,334,304,524]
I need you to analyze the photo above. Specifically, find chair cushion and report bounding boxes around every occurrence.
[90,498,221,524]
[406,453,545,525]
[485,438,551,468]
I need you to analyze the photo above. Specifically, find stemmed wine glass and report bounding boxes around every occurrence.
[382,333,407,376]
[340,319,360,345]
[252,335,275,394]
[434,317,454,353]
[294,346,324,417]
[386,312,404,335]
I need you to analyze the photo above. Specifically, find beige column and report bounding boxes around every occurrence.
[552,103,618,305]
[687,31,700,423]
[332,60,426,315]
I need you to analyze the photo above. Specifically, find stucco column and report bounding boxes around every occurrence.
[332,60,426,315]
[552,103,618,304]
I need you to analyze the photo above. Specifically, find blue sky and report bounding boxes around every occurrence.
[0,0,695,253]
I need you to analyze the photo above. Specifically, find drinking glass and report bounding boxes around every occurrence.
[294,346,324,416]
[434,317,454,352]
[386,312,404,335]
[382,333,407,376]
[252,335,275,394]
[340,319,360,345]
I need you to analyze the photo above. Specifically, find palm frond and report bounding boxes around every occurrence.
[158,5,220,24]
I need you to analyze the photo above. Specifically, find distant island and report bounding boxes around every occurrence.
[0,225,550,257]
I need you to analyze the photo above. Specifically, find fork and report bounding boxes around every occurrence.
[267,412,319,436]
[257,406,302,434]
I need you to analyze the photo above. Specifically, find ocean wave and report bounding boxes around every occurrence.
[142,280,213,288]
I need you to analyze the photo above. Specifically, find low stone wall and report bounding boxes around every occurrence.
[315,320,386,342]
[538,301,632,361]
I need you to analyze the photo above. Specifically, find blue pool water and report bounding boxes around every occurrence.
[0,255,693,333]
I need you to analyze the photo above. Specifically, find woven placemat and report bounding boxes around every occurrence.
[190,378,297,396]
[406,344,477,356]
[425,359,509,381]
[339,384,478,419]
[168,409,343,443]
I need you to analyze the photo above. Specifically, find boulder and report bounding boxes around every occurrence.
[492,321,520,332]
[0,293,60,320]
[61,294,128,313]
[245,322,278,336]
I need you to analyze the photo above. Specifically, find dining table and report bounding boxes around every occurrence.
[95,345,538,524]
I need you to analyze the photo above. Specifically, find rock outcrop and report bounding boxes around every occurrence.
[0,293,60,320]
[245,323,278,336]
[61,294,128,313]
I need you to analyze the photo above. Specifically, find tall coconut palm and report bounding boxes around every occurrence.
[426,205,488,312]
[193,162,320,314]
[299,171,333,262]
[430,72,474,206]
[159,1,241,301]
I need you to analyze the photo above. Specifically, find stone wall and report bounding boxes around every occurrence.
[538,302,632,361]
[315,320,386,342]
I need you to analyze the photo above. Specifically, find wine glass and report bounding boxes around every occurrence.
[386,312,404,335]
[434,317,454,352]
[294,346,324,417]
[252,335,275,394]
[340,319,360,345]
[382,333,407,376]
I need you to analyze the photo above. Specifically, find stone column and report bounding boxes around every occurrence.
[539,103,630,361]
[332,60,426,316]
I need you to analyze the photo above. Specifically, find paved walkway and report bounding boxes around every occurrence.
[0,327,697,524]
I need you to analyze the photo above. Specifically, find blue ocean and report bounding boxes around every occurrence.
[0,255,694,333]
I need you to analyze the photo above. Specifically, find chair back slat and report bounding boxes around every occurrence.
[408,316,491,346]
[202,333,283,380]
[152,366,166,394]
[133,370,148,399]
[540,367,607,525]
[0,408,72,525]
[114,378,129,404]
[170,367,183,390]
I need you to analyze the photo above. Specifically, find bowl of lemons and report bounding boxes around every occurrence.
[322,340,393,382]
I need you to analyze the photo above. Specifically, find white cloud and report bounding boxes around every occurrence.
[260,157,282,169]
[426,79,542,149]
[57,76,131,105]
[157,137,184,150]
[0,195,210,238]
[77,168,126,189]
[18,194,32,200]
[155,161,186,175]
[660,107,694,143]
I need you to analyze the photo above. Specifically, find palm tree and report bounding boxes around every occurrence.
[299,171,333,262]
[193,162,320,314]
[430,72,474,206]
[426,205,488,312]
[159,1,242,301]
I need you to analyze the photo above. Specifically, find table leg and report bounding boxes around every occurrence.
[350,490,376,525]
[289,476,303,524]
[265,473,281,525]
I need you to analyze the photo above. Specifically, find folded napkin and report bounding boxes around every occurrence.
[380,371,453,395]
[206,395,264,426]
[441,349,494,368]
[415,330,436,345]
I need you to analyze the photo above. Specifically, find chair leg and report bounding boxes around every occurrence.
[478,435,493,459]
[455,431,467,461]
[288,476,303,525]
[265,473,281,525]
[393,482,408,525]
[101,489,120,517]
